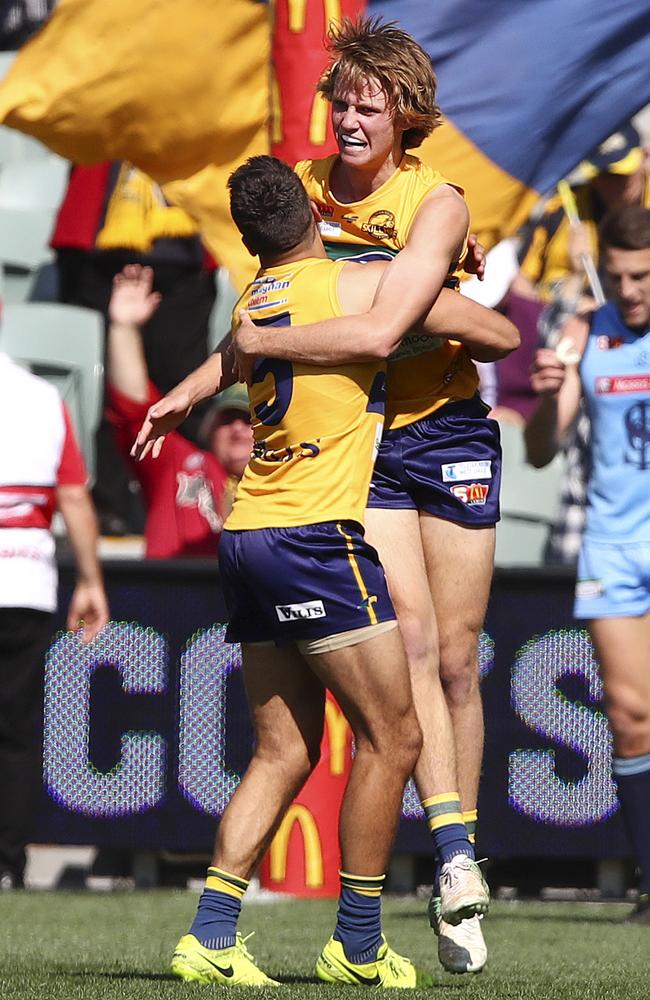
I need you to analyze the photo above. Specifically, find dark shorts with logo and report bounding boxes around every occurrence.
[219,521,396,645]
[368,396,502,527]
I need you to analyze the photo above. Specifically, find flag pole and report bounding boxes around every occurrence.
[557,180,606,305]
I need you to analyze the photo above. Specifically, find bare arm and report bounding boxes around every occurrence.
[56,484,109,642]
[234,262,519,366]
[524,315,587,468]
[233,185,468,368]
[107,265,161,403]
[131,341,234,460]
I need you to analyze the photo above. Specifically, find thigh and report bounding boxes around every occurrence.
[242,642,326,758]
[307,626,415,741]
[589,613,650,704]
[420,516,495,658]
[365,506,438,660]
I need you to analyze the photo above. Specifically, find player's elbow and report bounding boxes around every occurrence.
[491,317,521,359]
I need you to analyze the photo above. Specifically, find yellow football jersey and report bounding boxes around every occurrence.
[225,257,386,531]
[296,154,478,430]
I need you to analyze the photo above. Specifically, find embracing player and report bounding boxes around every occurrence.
[233,17,503,973]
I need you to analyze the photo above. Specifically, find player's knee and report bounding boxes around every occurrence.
[391,712,423,776]
[607,693,650,755]
[399,615,438,674]
[438,632,480,705]
[256,731,320,785]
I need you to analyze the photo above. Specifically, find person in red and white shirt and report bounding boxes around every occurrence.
[106,265,252,559]
[0,351,109,888]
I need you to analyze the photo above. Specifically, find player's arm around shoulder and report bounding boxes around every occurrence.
[524,313,588,468]
[418,291,521,361]
[366,184,469,338]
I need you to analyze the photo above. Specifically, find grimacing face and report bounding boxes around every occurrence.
[604,245,650,330]
[331,78,403,172]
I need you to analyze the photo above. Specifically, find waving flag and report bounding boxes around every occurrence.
[272,0,650,246]
[0,0,647,279]
[0,0,270,286]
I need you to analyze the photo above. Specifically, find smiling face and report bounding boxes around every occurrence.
[331,78,404,175]
[604,246,650,330]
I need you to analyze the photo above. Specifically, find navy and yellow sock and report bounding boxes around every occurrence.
[423,793,474,866]
[333,871,385,964]
[463,808,478,848]
[188,866,248,949]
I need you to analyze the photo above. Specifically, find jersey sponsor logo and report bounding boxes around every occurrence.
[361,209,398,240]
[389,333,444,361]
[252,440,321,463]
[595,374,650,395]
[319,220,342,238]
[275,600,326,622]
[575,578,604,600]
[248,297,288,312]
[450,482,489,505]
[442,460,492,482]
[316,203,334,217]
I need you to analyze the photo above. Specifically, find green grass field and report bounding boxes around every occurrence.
[0,892,647,999]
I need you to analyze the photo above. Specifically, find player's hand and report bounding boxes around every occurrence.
[109,264,162,328]
[463,234,486,281]
[67,582,110,643]
[130,389,193,461]
[232,310,260,385]
[529,348,567,397]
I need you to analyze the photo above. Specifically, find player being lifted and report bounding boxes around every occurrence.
[132,155,518,986]
[233,17,501,974]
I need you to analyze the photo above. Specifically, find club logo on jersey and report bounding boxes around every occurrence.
[624,400,650,470]
[442,460,492,482]
[362,209,398,240]
[597,334,624,350]
[450,482,489,505]
[275,600,326,622]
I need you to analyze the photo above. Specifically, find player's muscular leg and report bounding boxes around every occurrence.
[365,507,458,801]
[589,613,650,758]
[308,627,422,874]
[420,516,495,811]
[213,642,325,877]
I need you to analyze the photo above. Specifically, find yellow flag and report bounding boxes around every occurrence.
[0,0,270,287]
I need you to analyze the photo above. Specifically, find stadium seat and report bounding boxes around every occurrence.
[495,421,565,567]
[208,267,240,352]
[0,158,69,270]
[0,302,104,480]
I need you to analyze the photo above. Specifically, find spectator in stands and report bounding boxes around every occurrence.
[524,204,650,922]
[50,161,219,534]
[516,124,648,302]
[0,350,109,889]
[106,264,251,558]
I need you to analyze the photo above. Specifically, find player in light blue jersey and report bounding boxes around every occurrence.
[526,204,650,922]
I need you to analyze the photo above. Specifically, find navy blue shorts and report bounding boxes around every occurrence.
[218,520,396,645]
[368,396,501,526]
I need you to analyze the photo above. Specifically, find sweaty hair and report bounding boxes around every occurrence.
[318,15,442,150]
[228,155,313,256]
[600,204,650,252]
